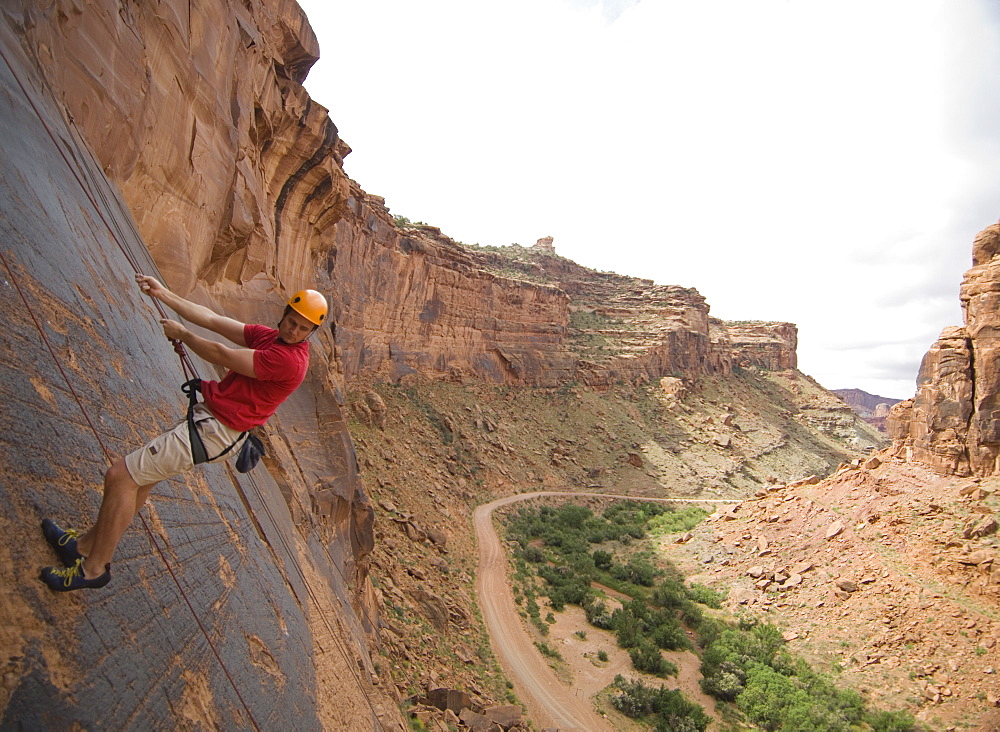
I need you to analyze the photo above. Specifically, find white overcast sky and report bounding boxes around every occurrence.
[296,0,1000,399]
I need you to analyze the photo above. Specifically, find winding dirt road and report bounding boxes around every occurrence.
[473,491,737,731]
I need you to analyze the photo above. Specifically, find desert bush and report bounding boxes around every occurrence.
[687,582,725,609]
[522,545,545,563]
[628,639,678,677]
[611,675,709,731]
[592,549,612,569]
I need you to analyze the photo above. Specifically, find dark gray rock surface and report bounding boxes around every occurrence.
[0,19,379,731]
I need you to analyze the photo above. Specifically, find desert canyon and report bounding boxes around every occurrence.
[0,2,998,731]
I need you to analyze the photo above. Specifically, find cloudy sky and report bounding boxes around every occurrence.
[297,0,1000,399]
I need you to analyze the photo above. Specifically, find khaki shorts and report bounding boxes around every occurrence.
[124,404,248,486]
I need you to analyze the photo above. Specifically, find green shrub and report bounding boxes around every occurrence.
[611,675,709,731]
[652,621,690,651]
[611,557,659,586]
[697,621,915,730]
[648,504,710,534]
[687,582,726,609]
[522,545,545,563]
[584,599,613,630]
[592,549,612,569]
[628,640,678,676]
[864,709,917,731]
[534,641,562,660]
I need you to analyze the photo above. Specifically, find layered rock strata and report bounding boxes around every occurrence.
[23,0,800,395]
[328,194,576,387]
[888,221,1000,476]
[728,321,798,371]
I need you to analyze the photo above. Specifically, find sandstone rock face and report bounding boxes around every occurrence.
[8,0,807,399]
[728,321,798,370]
[329,197,575,387]
[889,221,1000,477]
[17,0,800,398]
[17,0,350,301]
[963,222,1000,475]
[889,327,974,475]
[0,6,391,730]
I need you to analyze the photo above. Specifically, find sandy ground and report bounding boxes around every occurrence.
[546,604,723,728]
[474,492,734,730]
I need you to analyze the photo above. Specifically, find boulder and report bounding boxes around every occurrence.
[659,376,686,400]
[409,589,450,632]
[484,705,523,728]
[423,689,472,715]
[825,521,846,540]
[459,709,494,730]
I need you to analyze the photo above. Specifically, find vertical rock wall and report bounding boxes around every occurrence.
[888,221,1000,477]
[0,14,401,730]
[6,0,373,593]
[964,223,1000,474]
[10,0,803,397]
[327,189,577,386]
[728,321,799,371]
[12,0,347,299]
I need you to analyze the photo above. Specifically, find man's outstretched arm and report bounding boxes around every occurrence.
[160,319,257,378]
[136,274,247,347]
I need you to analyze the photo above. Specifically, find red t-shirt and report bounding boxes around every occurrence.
[201,324,309,431]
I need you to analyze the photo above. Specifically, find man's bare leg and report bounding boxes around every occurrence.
[75,458,157,579]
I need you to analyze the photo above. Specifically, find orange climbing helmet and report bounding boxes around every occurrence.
[287,289,328,326]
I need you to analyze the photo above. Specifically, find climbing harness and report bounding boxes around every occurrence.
[181,378,265,472]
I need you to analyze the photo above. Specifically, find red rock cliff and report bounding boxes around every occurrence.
[1,3,393,729]
[888,221,1000,476]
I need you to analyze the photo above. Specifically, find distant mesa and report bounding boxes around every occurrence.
[833,389,902,432]
[532,236,555,254]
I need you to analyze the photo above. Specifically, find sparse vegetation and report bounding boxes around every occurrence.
[392,214,429,227]
[504,500,920,731]
[348,371,922,729]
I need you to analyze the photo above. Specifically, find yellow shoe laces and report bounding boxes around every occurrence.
[57,529,79,548]
[51,559,84,588]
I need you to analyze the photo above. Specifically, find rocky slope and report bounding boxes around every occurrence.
[678,460,1000,731]
[345,368,885,722]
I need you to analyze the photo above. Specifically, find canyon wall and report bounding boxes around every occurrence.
[887,221,1000,477]
[1,0,811,727]
[0,3,394,729]
[11,0,794,395]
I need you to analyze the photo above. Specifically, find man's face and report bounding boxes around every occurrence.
[278,309,317,344]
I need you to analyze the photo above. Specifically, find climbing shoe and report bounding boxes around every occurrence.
[41,518,84,566]
[40,558,110,592]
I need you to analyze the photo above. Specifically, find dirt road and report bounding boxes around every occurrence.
[473,491,736,731]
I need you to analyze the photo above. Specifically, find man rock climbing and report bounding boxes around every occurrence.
[40,273,328,591]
